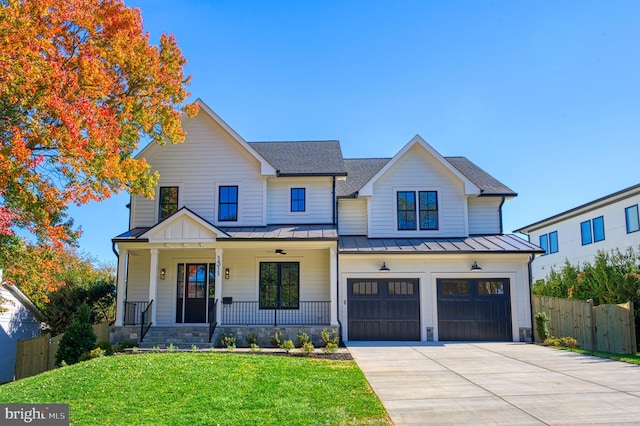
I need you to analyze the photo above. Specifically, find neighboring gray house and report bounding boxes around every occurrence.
[0,279,44,383]
[515,183,640,282]
[110,99,542,346]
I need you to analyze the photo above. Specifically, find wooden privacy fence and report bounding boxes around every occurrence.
[532,295,637,354]
[14,322,109,381]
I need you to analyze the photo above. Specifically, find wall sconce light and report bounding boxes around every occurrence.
[275,249,287,255]
[471,261,482,271]
[225,268,230,279]
[379,262,390,272]
[160,268,166,280]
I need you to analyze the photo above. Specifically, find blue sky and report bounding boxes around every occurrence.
[69,0,640,265]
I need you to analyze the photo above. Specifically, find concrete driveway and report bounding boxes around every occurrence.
[347,342,640,425]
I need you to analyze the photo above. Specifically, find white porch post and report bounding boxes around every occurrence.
[214,248,223,325]
[330,246,338,326]
[149,248,159,325]
[115,248,128,326]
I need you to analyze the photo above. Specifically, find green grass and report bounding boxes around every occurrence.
[0,353,390,425]
[553,346,640,365]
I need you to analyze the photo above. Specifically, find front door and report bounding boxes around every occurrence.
[176,263,215,323]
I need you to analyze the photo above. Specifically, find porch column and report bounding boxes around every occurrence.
[330,246,338,326]
[149,248,159,325]
[214,248,223,325]
[115,248,128,326]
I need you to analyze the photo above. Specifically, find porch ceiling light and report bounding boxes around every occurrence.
[379,262,390,272]
[275,249,287,255]
[471,261,482,271]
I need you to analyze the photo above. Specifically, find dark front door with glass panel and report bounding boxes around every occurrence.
[176,263,215,323]
[437,278,512,341]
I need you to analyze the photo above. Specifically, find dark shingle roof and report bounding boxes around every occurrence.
[249,141,347,176]
[336,156,516,197]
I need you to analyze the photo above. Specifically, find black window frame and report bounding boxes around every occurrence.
[290,188,306,212]
[218,185,238,222]
[593,216,605,242]
[540,231,558,255]
[259,262,300,310]
[626,205,640,234]
[419,191,438,230]
[158,186,179,221]
[397,191,417,230]
[581,220,593,245]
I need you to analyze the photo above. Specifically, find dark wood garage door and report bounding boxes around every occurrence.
[437,278,512,341]
[348,279,420,341]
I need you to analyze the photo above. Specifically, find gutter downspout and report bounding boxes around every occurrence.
[336,243,343,343]
[332,176,337,226]
[112,241,119,326]
[527,253,535,343]
[498,195,506,234]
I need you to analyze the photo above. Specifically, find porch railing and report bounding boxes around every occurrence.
[220,301,330,326]
[124,301,150,325]
[140,300,153,342]
[209,298,218,342]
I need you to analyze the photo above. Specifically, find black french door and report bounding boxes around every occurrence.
[176,263,215,323]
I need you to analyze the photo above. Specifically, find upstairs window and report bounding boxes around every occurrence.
[626,205,639,234]
[581,216,605,245]
[291,188,306,212]
[218,186,238,222]
[539,231,558,255]
[159,186,178,221]
[397,191,439,231]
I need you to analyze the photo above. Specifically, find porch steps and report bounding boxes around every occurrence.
[138,326,214,349]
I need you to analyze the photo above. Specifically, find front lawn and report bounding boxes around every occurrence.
[0,352,390,425]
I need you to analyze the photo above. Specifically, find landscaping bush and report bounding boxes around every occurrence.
[270,331,282,348]
[79,347,105,362]
[560,336,580,348]
[115,340,135,352]
[280,340,295,353]
[534,311,550,342]
[300,341,314,356]
[55,303,97,366]
[323,342,339,354]
[245,331,258,346]
[219,333,236,349]
[95,340,114,356]
[320,329,339,346]
[296,332,310,348]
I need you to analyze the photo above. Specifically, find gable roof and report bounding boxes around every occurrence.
[136,99,277,176]
[337,154,515,198]
[248,141,348,176]
[1,283,46,322]
[358,135,481,197]
[515,182,640,234]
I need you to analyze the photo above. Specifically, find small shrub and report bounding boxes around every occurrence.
[250,343,261,352]
[280,339,295,353]
[191,345,199,352]
[559,336,580,348]
[321,329,339,346]
[323,342,339,354]
[245,331,259,346]
[270,331,282,348]
[544,336,561,346]
[296,332,310,348]
[116,340,135,352]
[151,346,160,352]
[94,341,114,356]
[219,332,237,349]
[79,347,105,362]
[131,347,139,354]
[535,311,550,342]
[300,341,314,356]
[167,343,177,352]
[55,303,97,366]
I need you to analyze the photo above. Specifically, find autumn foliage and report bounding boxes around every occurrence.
[0,0,198,247]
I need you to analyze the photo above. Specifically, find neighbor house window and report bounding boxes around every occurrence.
[581,216,605,245]
[539,231,558,255]
[291,188,306,212]
[397,190,439,231]
[626,205,639,234]
[259,262,299,309]
[159,186,179,221]
[218,186,238,221]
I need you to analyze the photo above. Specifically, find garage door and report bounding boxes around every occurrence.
[437,278,512,341]
[348,279,420,340]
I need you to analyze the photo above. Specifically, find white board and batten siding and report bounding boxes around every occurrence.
[266,177,334,224]
[130,112,266,229]
[338,198,368,235]
[467,197,502,235]
[367,145,467,238]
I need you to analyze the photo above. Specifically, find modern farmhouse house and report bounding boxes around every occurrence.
[515,183,640,282]
[110,99,542,346]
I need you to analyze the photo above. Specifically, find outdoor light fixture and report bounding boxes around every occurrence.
[275,249,287,255]
[379,262,390,272]
[160,268,166,280]
[225,268,230,279]
[471,261,482,271]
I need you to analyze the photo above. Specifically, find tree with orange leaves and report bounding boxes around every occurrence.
[0,0,198,248]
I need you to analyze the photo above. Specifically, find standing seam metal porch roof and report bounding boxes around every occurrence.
[338,234,543,253]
